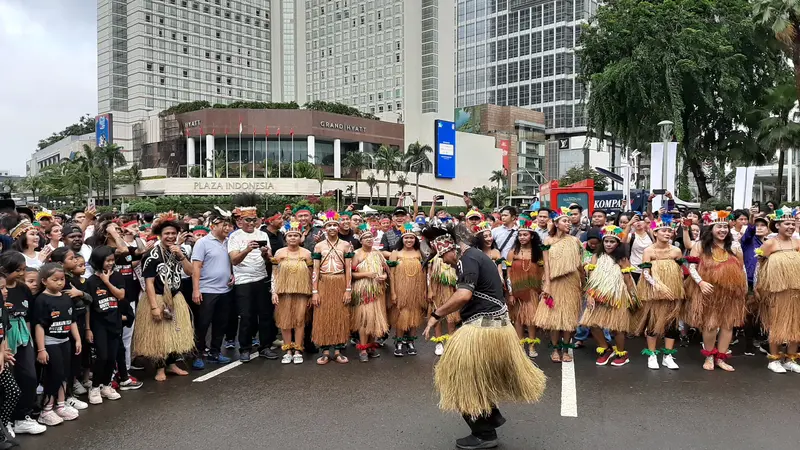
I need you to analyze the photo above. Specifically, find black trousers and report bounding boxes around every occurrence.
[194,292,231,356]
[0,367,20,427]
[91,324,120,387]
[67,316,87,397]
[12,342,36,421]
[463,407,505,440]
[42,342,71,399]
[234,280,276,351]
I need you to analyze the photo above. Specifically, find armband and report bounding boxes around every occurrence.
[269,257,279,264]
[540,244,551,251]
[537,260,544,266]
[344,252,355,259]
[495,258,506,266]
[685,256,700,264]
[638,262,653,270]
[620,267,634,274]
[688,263,703,285]
[311,252,322,260]
[386,260,399,267]
[675,257,687,265]
[431,311,442,321]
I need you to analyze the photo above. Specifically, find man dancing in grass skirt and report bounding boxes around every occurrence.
[422,222,546,450]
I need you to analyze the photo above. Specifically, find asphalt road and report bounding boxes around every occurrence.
[17,337,800,450]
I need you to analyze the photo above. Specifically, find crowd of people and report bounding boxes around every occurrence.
[0,191,798,449]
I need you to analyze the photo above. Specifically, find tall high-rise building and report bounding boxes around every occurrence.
[456,0,612,179]
[97,0,273,154]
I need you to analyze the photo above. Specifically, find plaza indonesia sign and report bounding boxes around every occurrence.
[193,181,275,191]
[318,121,367,133]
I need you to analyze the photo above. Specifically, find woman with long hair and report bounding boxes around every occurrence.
[684,212,747,371]
[388,223,427,357]
[44,224,64,252]
[635,216,684,370]
[581,226,637,367]
[10,221,49,270]
[427,223,459,356]
[534,208,583,363]
[350,224,390,362]
[506,218,543,358]
[755,207,800,373]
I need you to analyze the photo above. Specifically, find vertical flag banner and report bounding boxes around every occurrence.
[238,115,243,178]
[277,128,281,178]
[290,128,295,178]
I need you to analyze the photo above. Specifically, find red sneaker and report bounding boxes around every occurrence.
[611,353,630,366]
[111,380,120,391]
[595,347,614,366]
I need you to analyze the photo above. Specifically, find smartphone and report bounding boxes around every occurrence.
[434,194,445,201]
[88,198,96,209]
[403,192,412,197]
[255,240,270,247]
[463,191,470,197]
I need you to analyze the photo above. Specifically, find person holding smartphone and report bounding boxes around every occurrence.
[227,207,278,362]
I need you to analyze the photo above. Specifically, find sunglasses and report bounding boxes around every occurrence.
[243,218,258,223]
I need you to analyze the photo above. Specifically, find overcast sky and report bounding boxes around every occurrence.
[0,0,97,176]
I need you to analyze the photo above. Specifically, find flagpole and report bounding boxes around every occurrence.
[252,126,255,179]
[225,128,229,178]
[198,126,203,178]
[278,130,281,178]
[291,130,295,178]
[265,126,269,178]
[238,116,242,178]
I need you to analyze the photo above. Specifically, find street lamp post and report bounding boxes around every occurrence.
[657,120,674,198]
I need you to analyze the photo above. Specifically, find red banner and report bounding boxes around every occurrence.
[499,139,510,176]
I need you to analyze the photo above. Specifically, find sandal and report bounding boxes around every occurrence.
[316,353,331,365]
[550,350,562,363]
[562,352,573,363]
[334,353,349,364]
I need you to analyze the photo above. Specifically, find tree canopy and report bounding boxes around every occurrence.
[579,0,789,201]
[559,167,609,191]
[158,99,378,120]
[37,115,95,150]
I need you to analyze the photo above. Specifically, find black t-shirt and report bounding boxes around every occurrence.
[339,230,361,250]
[456,247,506,322]
[0,302,9,345]
[32,292,75,340]
[65,273,88,316]
[141,245,185,296]
[4,284,36,320]
[86,272,125,330]
[263,228,286,278]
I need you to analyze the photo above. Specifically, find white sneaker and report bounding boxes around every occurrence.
[100,385,121,400]
[72,380,87,395]
[6,423,15,439]
[88,387,102,405]
[528,345,538,358]
[54,406,78,421]
[37,410,63,426]
[293,353,303,364]
[782,359,800,373]
[13,416,46,435]
[281,353,293,364]
[434,343,444,356]
[647,354,659,370]
[66,396,88,410]
[662,354,680,370]
[768,360,787,373]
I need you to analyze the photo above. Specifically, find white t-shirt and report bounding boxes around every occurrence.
[23,253,43,270]
[227,229,269,285]
[79,244,93,278]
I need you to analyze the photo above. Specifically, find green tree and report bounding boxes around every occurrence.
[754,0,800,104]
[119,163,144,198]
[1,179,17,195]
[489,170,505,207]
[366,175,379,205]
[580,0,788,201]
[21,175,45,202]
[375,145,402,206]
[757,82,800,201]
[559,166,609,191]
[404,141,433,201]
[342,151,369,203]
[396,174,408,196]
[96,144,127,205]
[470,185,500,210]
[315,167,325,196]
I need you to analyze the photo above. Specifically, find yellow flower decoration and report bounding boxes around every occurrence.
[584,263,597,271]
[755,248,764,257]
[620,267,635,274]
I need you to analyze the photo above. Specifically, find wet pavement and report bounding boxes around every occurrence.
[17,337,800,450]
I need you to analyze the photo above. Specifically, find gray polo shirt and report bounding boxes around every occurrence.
[491,225,518,259]
[191,234,232,294]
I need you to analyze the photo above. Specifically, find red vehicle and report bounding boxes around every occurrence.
[538,179,595,215]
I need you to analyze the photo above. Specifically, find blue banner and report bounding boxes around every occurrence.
[96,113,113,148]
[435,120,456,179]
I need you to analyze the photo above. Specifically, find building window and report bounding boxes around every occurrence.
[159,65,165,73]
[146,63,153,71]
[183,70,188,77]
[160,77,165,85]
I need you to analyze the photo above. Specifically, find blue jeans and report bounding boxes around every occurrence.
[576,297,612,342]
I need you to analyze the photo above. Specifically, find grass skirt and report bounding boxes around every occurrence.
[133,292,195,362]
[510,291,538,327]
[390,259,427,333]
[533,271,582,331]
[430,284,460,324]
[351,293,389,337]
[311,273,351,347]
[756,251,800,343]
[275,259,312,295]
[684,255,747,330]
[634,259,684,336]
[275,293,309,329]
[434,317,546,419]
[580,304,633,333]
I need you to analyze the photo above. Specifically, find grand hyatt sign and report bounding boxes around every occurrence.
[318,121,367,133]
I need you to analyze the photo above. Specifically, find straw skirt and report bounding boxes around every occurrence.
[133,292,195,361]
[311,273,351,347]
[275,294,309,329]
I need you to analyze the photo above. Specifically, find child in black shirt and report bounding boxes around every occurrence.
[0,271,20,448]
[85,246,125,404]
[32,263,81,426]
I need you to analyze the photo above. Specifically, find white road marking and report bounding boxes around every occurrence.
[192,353,259,383]
[560,348,578,417]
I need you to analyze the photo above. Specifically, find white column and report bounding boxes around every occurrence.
[307,135,315,164]
[206,134,215,178]
[333,138,342,179]
[788,148,793,202]
[358,141,364,152]
[186,138,195,177]
[795,149,800,201]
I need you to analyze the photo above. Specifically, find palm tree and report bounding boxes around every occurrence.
[404,141,433,201]
[22,175,44,202]
[396,174,408,197]
[754,1,800,104]
[375,144,402,206]
[79,144,100,203]
[757,82,800,201]
[96,144,127,205]
[489,170,505,207]
[1,179,16,195]
[122,163,144,198]
[342,151,369,204]
[316,167,325,196]
[366,175,379,205]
